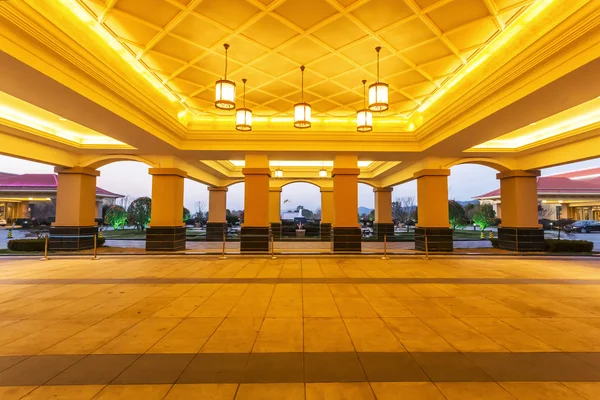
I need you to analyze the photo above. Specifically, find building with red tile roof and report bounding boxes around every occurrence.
[475,168,600,221]
[0,173,121,223]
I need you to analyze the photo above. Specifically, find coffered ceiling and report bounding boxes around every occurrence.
[76,0,533,119]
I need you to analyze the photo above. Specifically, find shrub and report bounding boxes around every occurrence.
[104,205,127,229]
[490,238,499,248]
[544,239,593,253]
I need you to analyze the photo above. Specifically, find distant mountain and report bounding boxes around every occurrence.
[457,200,480,206]
[358,206,374,215]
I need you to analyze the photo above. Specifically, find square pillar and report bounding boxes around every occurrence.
[241,155,270,252]
[50,166,99,251]
[332,155,361,252]
[373,187,394,242]
[16,201,30,218]
[497,170,544,251]
[269,187,282,241]
[146,168,187,251]
[207,187,228,242]
[320,187,333,242]
[414,169,452,252]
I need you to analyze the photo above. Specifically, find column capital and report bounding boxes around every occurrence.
[373,187,393,193]
[413,169,450,179]
[149,168,188,178]
[496,169,540,180]
[269,187,282,192]
[242,167,271,177]
[55,166,99,177]
[320,187,334,193]
[208,186,228,192]
[331,168,360,177]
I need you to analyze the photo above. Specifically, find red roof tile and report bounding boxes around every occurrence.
[0,173,121,197]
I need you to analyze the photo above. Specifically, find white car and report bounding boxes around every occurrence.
[0,219,6,227]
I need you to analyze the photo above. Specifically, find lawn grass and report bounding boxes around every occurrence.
[101,228,207,240]
[393,229,490,240]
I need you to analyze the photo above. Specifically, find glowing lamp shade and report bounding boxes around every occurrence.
[215,79,236,110]
[319,168,327,178]
[294,102,311,129]
[356,109,373,132]
[235,108,252,131]
[275,168,283,178]
[368,82,389,112]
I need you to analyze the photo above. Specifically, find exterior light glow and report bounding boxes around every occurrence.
[294,66,311,129]
[236,78,252,131]
[215,44,236,110]
[368,47,389,112]
[319,168,327,178]
[275,168,283,178]
[357,79,373,132]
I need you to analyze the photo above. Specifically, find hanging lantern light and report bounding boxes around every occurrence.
[235,78,252,131]
[357,79,373,132]
[275,168,283,178]
[294,65,311,129]
[215,43,236,110]
[319,168,327,178]
[368,46,389,112]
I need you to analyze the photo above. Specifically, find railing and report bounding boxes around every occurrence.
[40,234,99,261]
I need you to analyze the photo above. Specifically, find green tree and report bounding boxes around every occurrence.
[104,205,127,230]
[448,200,467,229]
[127,197,151,231]
[225,209,239,226]
[368,209,375,222]
[183,207,191,221]
[472,204,496,231]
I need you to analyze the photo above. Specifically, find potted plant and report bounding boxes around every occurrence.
[296,222,305,237]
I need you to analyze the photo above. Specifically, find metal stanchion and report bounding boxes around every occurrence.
[423,234,430,260]
[40,235,49,261]
[515,228,519,252]
[92,234,99,260]
[218,231,227,260]
[270,232,277,260]
[381,234,389,260]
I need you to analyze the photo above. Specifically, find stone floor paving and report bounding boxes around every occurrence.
[0,256,599,398]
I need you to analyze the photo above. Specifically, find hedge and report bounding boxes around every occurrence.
[544,239,593,253]
[490,238,593,252]
[7,237,106,252]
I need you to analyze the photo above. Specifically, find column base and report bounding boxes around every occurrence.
[270,222,281,241]
[49,226,98,251]
[373,223,395,242]
[498,227,544,251]
[146,227,186,251]
[332,227,362,252]
[415,227,453,252]
[206,222,227,241]
[241,226,270,253]
[320,223,332,242]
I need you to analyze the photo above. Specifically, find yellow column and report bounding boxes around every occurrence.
[54,166,99,227]
[414,169,452,251]
[497,170,541,228]
[496,169,543,251]
[320,187,334,224]
[50,166,99,251]
[320,187,334,241]
[415,169,450,228]
[148,168,186,227]
[208,187,228,223]
[332,155,361,251]
[241,155,270,252]
[146,168,187,251]
[560,203,569,219]
[269,187,282,224]
[374,187,393,241]
[16,201,30,219]
[374,188,393,223]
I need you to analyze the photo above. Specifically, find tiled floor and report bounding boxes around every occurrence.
[0,256,599,399]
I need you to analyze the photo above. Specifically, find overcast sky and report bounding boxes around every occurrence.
[1,155,598,212]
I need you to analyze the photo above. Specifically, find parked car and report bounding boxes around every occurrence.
[564,220,600,233]
[0,218,6,227]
